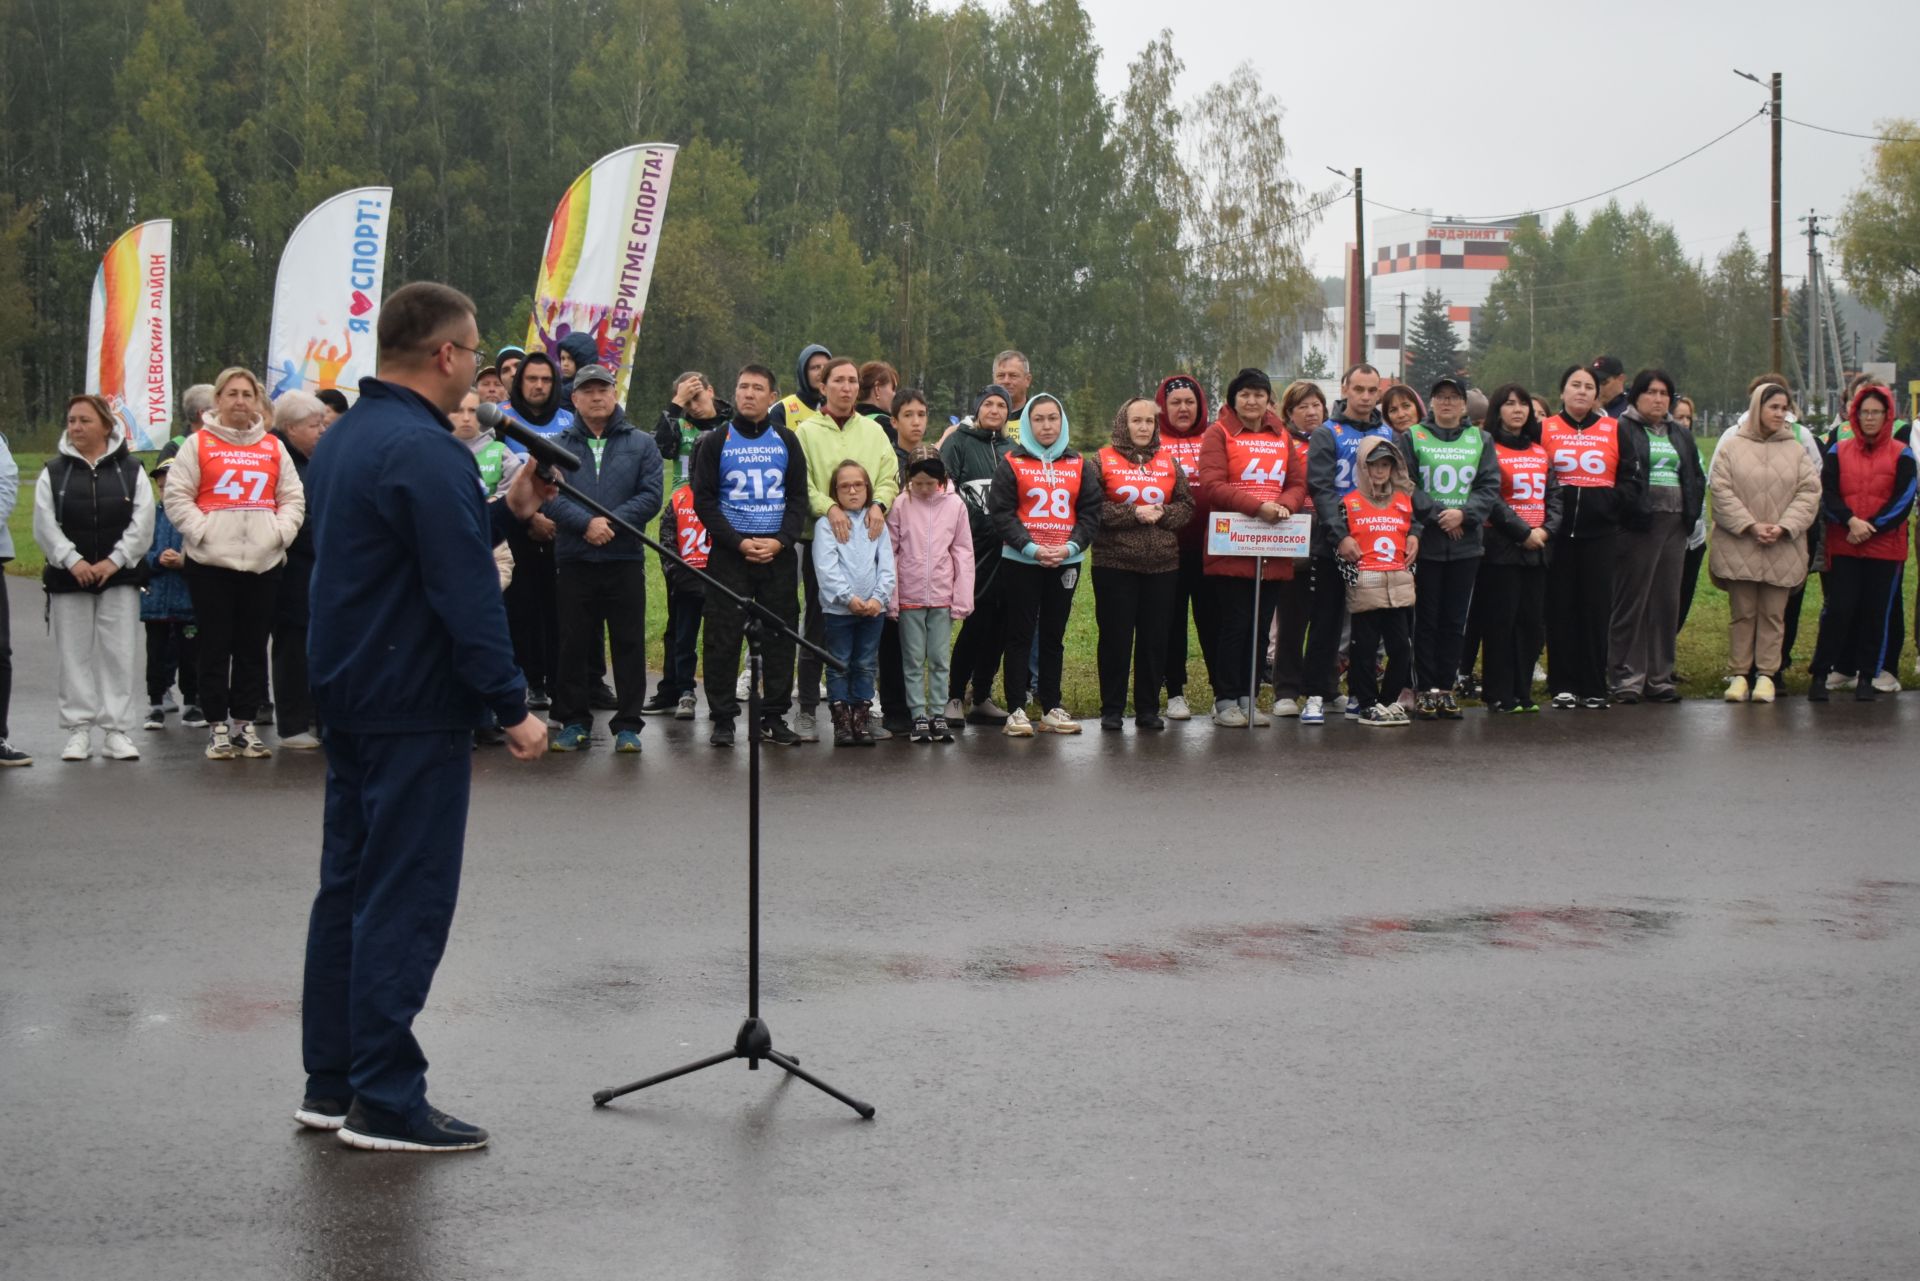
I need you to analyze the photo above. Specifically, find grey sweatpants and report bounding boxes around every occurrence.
[1609,510,1686,697]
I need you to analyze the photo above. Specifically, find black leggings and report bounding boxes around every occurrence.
[1093,566,1176,716]
[183,560,279,724]
[1811,556,1904,682]
[1476,561,1547,707]
[1000,559,1079,711]
[1546,535,1618,700]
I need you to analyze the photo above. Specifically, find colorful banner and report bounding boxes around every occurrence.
[525,144,677,403]
[85,220,173,451]
[266,187,392,402]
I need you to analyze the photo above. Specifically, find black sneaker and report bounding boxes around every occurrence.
[929,715,954,742]
[641,689,678,714]
[1439,693,1463,720]
[1136,715,1166,731]
[180,705,208,728]
[911,717,932,743]
[0,740,29,767]
[294,1096,350,1131]
[761,719,800,746]
[1582,696,1610,710]
[527,687,552,711]
[1415,691,1440,721]
[337,1099,489,1152]
[1100,712,1124,731]
[710,720,736,747]
[589,681,620,710]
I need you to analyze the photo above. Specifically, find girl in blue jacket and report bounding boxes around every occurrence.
[813,461,896,746]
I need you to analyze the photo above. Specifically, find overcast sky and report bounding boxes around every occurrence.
[1070,0,1917,286]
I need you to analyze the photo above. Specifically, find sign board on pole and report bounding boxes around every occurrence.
[1205,511,1314,559]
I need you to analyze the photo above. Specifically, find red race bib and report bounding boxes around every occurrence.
[1343,491,1413,571]
[670,487,711,569]
[1540,415,1619,489]
[1008,454,1084,545]
[1221,429,1294,502]
[1161,435,1204,481]
[1097,446,1176,507]
[194,432,283,512]
[1495,441,1549,528]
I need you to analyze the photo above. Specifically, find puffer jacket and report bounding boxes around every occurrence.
[1344,436,1425,612]
[886,485,975,617]
[162,414,306,573]
[1091,403,1194,575]
[1708,412,1821,589]
[34,418,155,593]
[141,500,194,620]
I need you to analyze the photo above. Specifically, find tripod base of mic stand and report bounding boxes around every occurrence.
[591,1017,876,1119]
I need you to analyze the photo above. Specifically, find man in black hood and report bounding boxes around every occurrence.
[770,343,832,428]
[554,331,601,411]
[502,352,571,708]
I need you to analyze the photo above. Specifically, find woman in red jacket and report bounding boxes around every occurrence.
[1197,368,1307,728]
[1808,384,1915,701]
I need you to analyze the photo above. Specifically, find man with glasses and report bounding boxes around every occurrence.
[299,282,555,1153]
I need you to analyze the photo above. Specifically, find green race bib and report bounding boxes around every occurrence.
[1410,425,1481,508]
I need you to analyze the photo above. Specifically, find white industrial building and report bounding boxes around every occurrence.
[1295,211,1523,378]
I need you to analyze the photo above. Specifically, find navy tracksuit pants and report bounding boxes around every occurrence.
[302,728,473,1124]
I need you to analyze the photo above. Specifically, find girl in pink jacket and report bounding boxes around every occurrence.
[887,445,975,742]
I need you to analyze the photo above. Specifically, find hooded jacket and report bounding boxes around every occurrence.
[1616,406,1705,533]
[1091,402,1194,576]
[886,484,975,617]
[1196,405,1307,581]
[1821,385,1916,564]
[1708,407,1821,590]
[161,411,306,574]
[688,410,812,552]
[771,343,832,427]
[1344,436,1426,612]
[1306,400,1413,558]
[35,418,155,593]
[543,405,665,563]
[554,331,601,409]
[793,405,901,538]
[986,394,1102,566]
[1483,420,1566,568]
[939,412,1013,563]
[1407,415,1501,562]
[502,353,574,444]
[1154,374,1211,553]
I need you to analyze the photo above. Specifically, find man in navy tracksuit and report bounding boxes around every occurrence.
[298,283,553,1153]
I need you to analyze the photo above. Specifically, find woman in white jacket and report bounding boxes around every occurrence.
[33,394,155,761]
[162,367,305,760]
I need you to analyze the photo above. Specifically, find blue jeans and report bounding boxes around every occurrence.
[823,613,883,703]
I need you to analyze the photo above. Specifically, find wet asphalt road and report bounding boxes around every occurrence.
[2,576,1918,1280]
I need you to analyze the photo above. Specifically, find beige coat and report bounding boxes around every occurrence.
[162,415,306,573]
[1708,415,1820,589]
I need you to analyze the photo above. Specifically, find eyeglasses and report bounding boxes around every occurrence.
[442,340,489,364]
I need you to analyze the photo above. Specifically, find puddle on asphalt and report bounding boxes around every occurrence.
[781,879,1920,991]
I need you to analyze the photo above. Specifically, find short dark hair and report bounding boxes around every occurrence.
[1558,363,1595,393]
[1381,384,1423,419]
[1481,383,1538,436]
[737,363,777,392]
[1627,368,1675,402]
[1341,362,1380,385]
[891,388,928,416]
[315,388,350,414]
[376,282,477,360]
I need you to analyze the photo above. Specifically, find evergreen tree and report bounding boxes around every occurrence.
[1403,289,1461,391]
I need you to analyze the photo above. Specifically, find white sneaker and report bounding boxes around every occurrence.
[1826,671,1852,690]
[675,694,696,720]
[102,731,140,761]
[943,698,966,723]
[280,731,322,750]
[60,729,92,761]
[1003,708,1035,737]
[235,722,273,758]
[1873,669,1901,693]
[792,711,820,743]
[1165,694,1192,721]
[1247,701,1271,727]
[1038,707,1081,734]
[1300,696,1325,725]
[1272,697,1300,718]
[1383,701,1412,724]
[1212,702,1249,728]
[735,670,753,700]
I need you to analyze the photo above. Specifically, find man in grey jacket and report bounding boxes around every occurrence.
[543,365,664,752]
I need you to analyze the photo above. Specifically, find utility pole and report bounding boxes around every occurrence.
[1770,74,1783,374]
[1355,167,1366,369]
[1804,210,1822,416]
[1398,292,1408,379]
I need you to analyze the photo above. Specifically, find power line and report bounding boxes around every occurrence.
[1782,116,1918,144]
[1363,109,1767,225]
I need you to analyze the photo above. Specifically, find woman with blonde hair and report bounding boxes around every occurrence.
[162,366,306,759]
[1709,382,1821,702]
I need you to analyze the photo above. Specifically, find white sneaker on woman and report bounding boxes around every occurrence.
[1003,708,1035,737]
[61,729,92,761]
[102,731,140,760]
[1873,670,1901,693]
[1165,695,1192,721]
[1038,707,1081,734]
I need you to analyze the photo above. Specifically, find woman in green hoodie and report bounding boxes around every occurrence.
[985,394,1102,736]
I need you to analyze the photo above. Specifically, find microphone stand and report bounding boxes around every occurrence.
[505,427,874,1121]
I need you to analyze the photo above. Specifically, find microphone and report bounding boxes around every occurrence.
[477,401,581,473]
